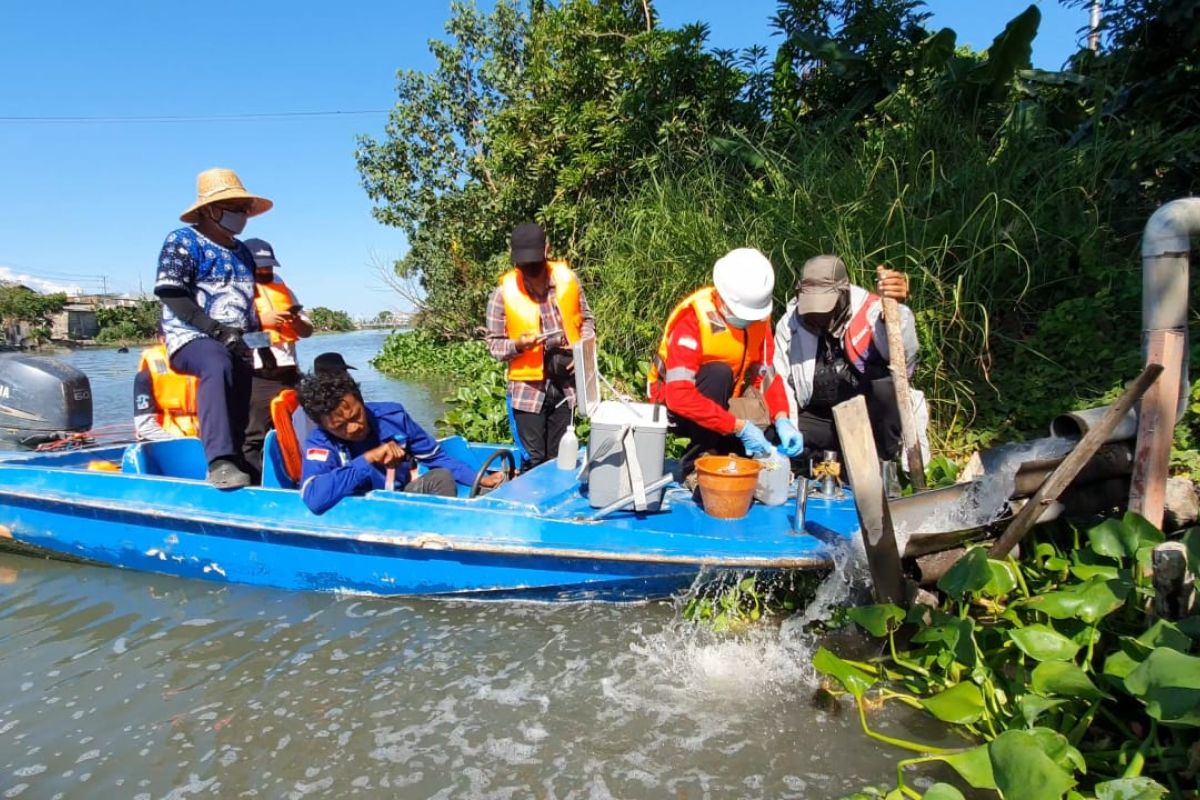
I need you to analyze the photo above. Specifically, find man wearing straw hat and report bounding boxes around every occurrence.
[153,167,272,488]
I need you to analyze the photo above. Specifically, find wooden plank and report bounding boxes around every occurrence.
[990,364,1163,559]
[881,294,926,491]
[1129,330,1185,528]
[832,395,906,604]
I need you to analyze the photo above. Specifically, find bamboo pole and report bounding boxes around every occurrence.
[879,286,926,491]
[990,364,1163,559]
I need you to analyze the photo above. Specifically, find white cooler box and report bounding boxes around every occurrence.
[571,336,669,511]
[586,401,668,510]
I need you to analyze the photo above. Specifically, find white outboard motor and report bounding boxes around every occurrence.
[0,354,92,447]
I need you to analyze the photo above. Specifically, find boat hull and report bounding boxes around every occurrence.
[0,443,860,601]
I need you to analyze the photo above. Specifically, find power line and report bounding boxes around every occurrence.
[0,109,391,125]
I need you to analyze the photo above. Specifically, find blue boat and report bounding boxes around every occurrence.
[0,435,862,601]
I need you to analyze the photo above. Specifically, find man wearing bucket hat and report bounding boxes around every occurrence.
[240,237,313,480]
[485,223,595,470]
[647,248,801,477]
[772,255,928,470]
[153,167,272,488]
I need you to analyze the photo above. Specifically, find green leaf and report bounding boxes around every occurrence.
[1087,518,1130,561]
[1123,647,1200,726]
[1137,619,1192,653]
[921,784,966,800]
[1094,777,1170,800]
[920,681,986,724]
[936,744,997,790]
[1009,624,1081,662]
[937,546,991,599]
[1025,577,1128,623]
[1183,526,1200,580]
[812,647,876,701]
[847,604,905,637]
[1120,512,1165,552]
[1019,694,1068,726]
[1030,661,1110,700]
[982,559,1018,598]
[989,729,1081,800]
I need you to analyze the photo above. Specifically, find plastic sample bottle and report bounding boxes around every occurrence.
[556,425,579,470]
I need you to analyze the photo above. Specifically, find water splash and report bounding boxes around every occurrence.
[895,436,1074,539]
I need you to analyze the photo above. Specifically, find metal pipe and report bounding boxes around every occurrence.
[1132,198,1200,526]
[1050,406,1138,442]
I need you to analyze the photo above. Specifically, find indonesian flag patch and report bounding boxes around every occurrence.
[305,447,330,462]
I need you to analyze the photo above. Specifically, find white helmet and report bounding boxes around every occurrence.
[712,247,775,321]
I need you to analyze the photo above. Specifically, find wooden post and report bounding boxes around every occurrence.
[880,292,926,491]
[833,395,907,604]
[990,364,1163,559]
[1129,329,1185,528]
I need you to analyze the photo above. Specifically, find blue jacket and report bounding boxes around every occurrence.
[299,402,475,514]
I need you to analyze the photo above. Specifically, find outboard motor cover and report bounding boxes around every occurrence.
[0,354,93,446]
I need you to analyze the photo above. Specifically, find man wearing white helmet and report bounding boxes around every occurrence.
[648,248,804,476]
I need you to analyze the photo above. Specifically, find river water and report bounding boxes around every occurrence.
[0,330,953,799]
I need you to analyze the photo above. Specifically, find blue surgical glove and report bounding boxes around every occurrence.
[735,421,772,457]
[774,418,804,457]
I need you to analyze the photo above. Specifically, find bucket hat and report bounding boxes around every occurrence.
[180,168,273,224]
[796,255,850,315]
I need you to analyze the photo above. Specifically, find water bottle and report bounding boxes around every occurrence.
[556,425,579,470]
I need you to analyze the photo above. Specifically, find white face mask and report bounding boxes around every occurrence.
[216,209,248,235]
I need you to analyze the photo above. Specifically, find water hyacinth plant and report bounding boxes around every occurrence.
[814,513,1199,799]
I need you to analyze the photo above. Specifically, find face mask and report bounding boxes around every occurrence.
[517,261,546,279]
[215,208,248,235]
[255,268,274,284]
[725,314,752,329]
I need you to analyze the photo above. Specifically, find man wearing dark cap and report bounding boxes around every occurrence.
[314,352,356,374]
[772,255,927,468]
[242,237,314,481]
[485,223,595,469]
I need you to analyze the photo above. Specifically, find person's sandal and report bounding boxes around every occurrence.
[207,459,252,489]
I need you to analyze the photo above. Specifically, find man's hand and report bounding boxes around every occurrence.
[260,308,294,329]
[478,471,505,489]
[514,333,538,352]
[875,266,910,301]
[364,440,407,467]
[214,325,249,359]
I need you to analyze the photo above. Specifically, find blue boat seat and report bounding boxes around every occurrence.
[121,437,208,481]
[262,429,297,489]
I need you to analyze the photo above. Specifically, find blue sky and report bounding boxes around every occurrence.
[0,1,1088,318]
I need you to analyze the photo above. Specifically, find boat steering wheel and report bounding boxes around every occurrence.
[469,448,516,498]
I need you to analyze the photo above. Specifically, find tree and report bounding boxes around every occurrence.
[356,0,757,339]
[95,299,160,343]
[309,307,355,332]
[0,286,66,328]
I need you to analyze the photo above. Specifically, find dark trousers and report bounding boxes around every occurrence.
[671,363,747,476]
[170,337,252,465]
[512,381,571,470]
[793,376,903,467]
[243,366,301,480]
[405,467,456,497]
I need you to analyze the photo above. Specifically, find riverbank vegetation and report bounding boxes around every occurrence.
[362,0,1200,468]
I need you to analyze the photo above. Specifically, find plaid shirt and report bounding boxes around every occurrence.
[485,271,596,413]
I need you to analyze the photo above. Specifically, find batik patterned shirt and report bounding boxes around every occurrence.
[154,227,258,356]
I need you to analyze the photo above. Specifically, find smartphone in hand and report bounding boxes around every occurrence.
[537,329,563,343]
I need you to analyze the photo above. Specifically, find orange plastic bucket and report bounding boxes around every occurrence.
[695,455,762,520]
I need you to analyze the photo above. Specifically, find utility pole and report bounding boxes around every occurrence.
[1088,0,1101,52]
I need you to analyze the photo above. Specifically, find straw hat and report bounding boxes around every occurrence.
[179,167,273,223]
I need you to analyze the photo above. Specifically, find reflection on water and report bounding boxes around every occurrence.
[0,331,955,797]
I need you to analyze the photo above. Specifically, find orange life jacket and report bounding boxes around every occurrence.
[269,388,303,483]
[500,260,584,381]
[647,287,770,400]
[254,278,302,344]
[138,344,199,437]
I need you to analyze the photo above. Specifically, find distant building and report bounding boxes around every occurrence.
[51,305,99,340]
